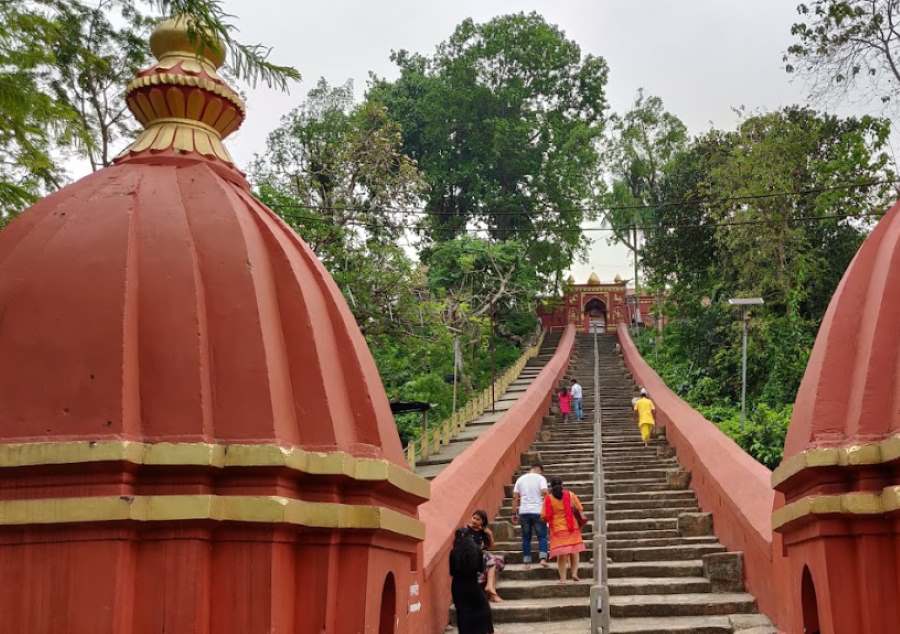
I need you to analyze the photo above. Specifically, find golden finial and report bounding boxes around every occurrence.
[150,16,226,72]
[587,272,601,285]
[117,16,245,164]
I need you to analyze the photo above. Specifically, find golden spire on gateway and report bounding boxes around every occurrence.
[587,271,601,285]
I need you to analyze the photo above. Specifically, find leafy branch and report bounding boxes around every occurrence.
[150,0,300,90]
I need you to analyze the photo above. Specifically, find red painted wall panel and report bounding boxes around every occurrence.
[616,324,791,630]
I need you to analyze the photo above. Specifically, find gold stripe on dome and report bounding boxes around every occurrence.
[772,486,900,530]
[0,441,430,500]
[0,495,425,540]
[771,433,900,488]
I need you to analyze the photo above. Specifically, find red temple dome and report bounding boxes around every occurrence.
[0,17,404,464]
[783,201,900,461]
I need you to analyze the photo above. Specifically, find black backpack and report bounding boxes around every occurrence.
[450,528,482,577]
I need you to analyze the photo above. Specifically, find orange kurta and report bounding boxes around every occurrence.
[542,491,586,558]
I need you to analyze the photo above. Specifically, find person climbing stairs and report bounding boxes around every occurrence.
[598,333,776,633]
[449,332,777,633]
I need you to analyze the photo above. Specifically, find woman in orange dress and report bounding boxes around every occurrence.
[541,476,586,583]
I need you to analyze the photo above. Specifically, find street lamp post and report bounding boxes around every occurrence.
[727,297,764,429]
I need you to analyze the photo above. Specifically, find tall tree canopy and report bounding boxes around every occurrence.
[634,107,895,466]
[601,90,688,288]
[369,12,609,286]
[251,78,426,336]
[786,0,900,104]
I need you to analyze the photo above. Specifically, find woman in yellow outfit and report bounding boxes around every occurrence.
[633,388,656,447]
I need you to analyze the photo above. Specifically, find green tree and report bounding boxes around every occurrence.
[635,107,894,467]
[369,12,609,287]
[786,1,900,104]
[709,107,893,318]
[251,78,426,335]
[426,236,540,342]
[0,0,298,225]
[602,91,688,295]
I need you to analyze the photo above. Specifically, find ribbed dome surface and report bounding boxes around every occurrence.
[784,201,900,458]
[0,154,404,464]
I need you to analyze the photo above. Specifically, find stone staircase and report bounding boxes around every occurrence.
[448,332,777,633]
[416,331,562,481]
[450,332,598,631]
[596,333,776,634]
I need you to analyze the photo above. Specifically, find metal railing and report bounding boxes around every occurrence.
[590,332,610,634]
[405,329,546,469]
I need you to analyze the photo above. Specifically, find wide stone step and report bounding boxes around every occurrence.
[608,576,712,596]
[606,507,699,521]
[608,543,726,563]
[608,615,733,633]
[608,560,705,578]
[502,562,592,580]
[456,596,589,623]
[607,518,677,533]
[606,499,697,511]
[606,481,675,494]
[609,592,757,618]
[605,470,668,482]
[607,536,718,549]
[494,547,594,564]
[607,491,696,501]
[498,578,592,600]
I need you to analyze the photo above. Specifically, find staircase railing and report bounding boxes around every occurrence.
[590,332,610,633]
[405,329,546,469]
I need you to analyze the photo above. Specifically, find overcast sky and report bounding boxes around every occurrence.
[115,1,898,282]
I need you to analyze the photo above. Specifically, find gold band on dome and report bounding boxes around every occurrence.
[0,495,425,540]
[772,486,900,531]
[0,441,430,500]
[771,433,900,488]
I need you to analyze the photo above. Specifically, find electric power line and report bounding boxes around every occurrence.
[258,178,900,217]
[270,208,889,234]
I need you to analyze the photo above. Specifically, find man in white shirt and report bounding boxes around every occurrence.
[570,379,584,421]
[512,462,549,567]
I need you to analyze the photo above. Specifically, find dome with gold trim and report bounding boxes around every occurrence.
[783,201,900,459]
[0,18,404,464]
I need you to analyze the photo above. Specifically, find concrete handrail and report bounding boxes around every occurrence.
[616,324,788,629]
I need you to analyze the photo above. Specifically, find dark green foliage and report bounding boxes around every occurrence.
[250,80,539,446]
[631,106,894,469]
[369,12,609,287]
[0,0,298,225]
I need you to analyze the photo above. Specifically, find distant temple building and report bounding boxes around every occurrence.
[537,272,659,333]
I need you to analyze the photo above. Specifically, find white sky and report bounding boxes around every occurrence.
[79,0,899,285]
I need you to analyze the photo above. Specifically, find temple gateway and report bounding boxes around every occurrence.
[538,272,659,333]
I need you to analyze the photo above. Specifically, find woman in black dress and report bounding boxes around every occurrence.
[450,528,494,634]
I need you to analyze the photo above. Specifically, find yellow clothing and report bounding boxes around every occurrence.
[634,397,656,426]
[640,422,654,443]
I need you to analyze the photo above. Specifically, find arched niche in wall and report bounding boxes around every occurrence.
[379,572,397,634]
[801,566,821,634]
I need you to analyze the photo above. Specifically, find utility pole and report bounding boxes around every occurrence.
[490,305,496,412]
[728,297,764,429]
